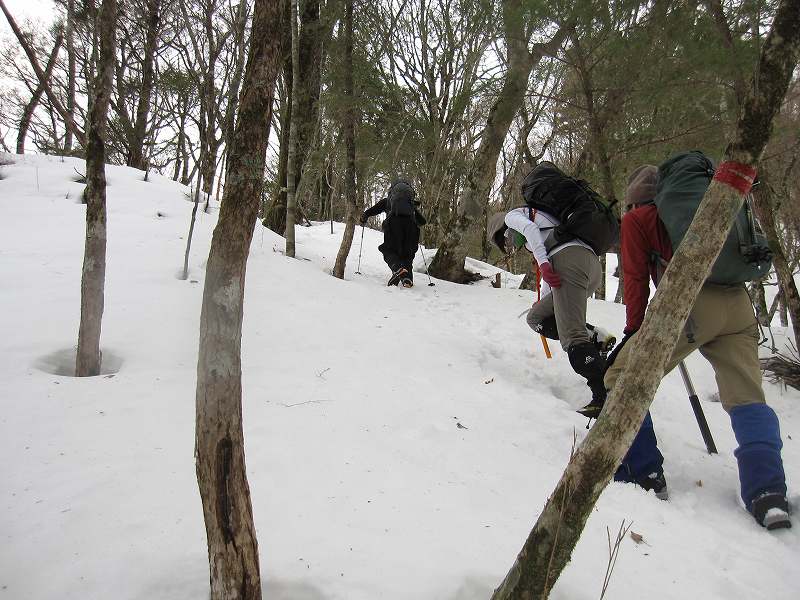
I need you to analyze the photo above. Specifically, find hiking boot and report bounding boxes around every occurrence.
[387,267,408,286]
[751,492,791,530]
[635,471,669,501]
[577,398,604,418]
[401,277,414,288]
[577,381,607,418]
[587,323,616,355]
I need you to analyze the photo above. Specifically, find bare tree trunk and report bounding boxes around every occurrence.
[428,2,570,282]
[182,175,203,280]
[128,0,162,170]
[614,259,624,303]
[491,3,800,596]
[17,32,63,154]
[195,0,283,598]
[0,0,86,147]
[749,279,770,326]
[749,171,800,350]
[285,0,299,257]
[596,255,607,300]
[262,1,292,234]
[519,259,536,291]
[780,293,789,327]
[332,0,356,279]
[65,0,76,152]
[75,0,117,377]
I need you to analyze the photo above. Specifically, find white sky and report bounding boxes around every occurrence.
[1,0,55,35]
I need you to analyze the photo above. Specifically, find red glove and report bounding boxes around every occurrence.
[539,262,561,288]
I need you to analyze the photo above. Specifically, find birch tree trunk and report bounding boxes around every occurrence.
[491,2,800,597]
[194,0,283,597]
[285,0,299,257]
[75,0,117,377]
[332,0,357,279]
[428,2,570,282]
[127,0,162,170]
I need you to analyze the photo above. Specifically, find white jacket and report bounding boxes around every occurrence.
[504,207,594,267]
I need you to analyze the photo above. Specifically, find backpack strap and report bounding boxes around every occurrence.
[529,205,555,231]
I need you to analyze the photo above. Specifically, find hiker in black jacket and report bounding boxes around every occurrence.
[361,178,426,287]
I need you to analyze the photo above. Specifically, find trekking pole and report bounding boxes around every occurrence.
[535,264,552,359]
[354,225,365,275]
[419,244,435,286]
[677,361,718,454]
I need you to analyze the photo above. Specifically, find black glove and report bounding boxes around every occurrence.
[606,331,636,369]
[359,213,368,225]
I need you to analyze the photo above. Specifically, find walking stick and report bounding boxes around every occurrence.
[677,361,718,454]
[535,263,552,359]
[354,225,365,275]
[419,244,435,286]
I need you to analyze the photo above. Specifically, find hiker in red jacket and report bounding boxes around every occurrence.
[601,164,789,530]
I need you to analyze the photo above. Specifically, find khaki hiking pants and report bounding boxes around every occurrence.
[604,284,765,411]
[527,245,602,350]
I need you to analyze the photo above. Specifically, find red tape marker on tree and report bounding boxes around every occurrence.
[713,161,757,195]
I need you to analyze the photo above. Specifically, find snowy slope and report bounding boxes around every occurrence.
[0,154,798,600]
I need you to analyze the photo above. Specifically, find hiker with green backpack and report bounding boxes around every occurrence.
[601,153,789,530]
[360,178,426,287]
[492,162,619,407]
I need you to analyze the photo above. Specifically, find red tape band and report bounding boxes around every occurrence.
[713,161,757,195]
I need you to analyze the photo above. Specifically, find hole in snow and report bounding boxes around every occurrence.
[33,347,124,377]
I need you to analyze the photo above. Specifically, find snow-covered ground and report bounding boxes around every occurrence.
[0,153,797,600]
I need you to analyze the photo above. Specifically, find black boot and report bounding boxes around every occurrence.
[568,342,608,418]
[577,381,606,418]
[751,492,791,530]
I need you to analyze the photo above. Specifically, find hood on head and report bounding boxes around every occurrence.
[625,165,659,207]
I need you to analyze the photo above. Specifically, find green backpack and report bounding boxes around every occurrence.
[654,151,772,285]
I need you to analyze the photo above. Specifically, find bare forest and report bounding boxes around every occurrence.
[1,0,799,599]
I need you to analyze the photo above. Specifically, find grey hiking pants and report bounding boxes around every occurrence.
[527,245,602,350]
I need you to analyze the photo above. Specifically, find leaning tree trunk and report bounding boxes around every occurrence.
[332,0,357,279]
[194,0,283,598]
[0,0,86,147]
[285,0,300,257]
[428,2,569,283]
[491,3,800,597]
[17,31,63,154]
[75,0,116,377]
[128,0,162,170]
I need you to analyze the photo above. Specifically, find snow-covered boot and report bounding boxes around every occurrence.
[401,277,414,288]
[751,492,791,530]
[387,267,408,286]
[586,323,616,355]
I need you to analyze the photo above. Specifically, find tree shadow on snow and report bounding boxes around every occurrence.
[33,347,123,376]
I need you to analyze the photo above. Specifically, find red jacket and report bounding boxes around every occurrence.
[621,204,673,334]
